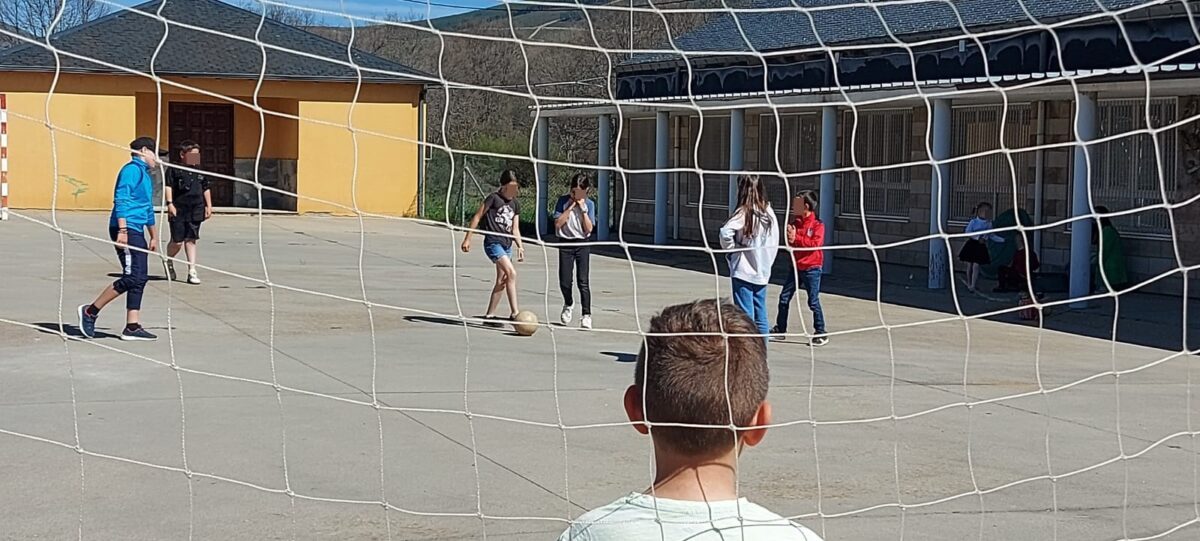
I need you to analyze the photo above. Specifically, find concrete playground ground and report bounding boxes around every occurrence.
[2,211,1198,541]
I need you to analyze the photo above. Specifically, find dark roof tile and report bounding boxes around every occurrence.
[0,0,427,83]
[628,0,1150,66]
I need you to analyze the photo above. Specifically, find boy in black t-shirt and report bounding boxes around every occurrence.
[461,170,524,320]
[164,140,212,285]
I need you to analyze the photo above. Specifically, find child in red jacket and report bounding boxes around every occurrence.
[771,191,827,346]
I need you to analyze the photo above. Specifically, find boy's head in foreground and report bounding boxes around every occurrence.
[627,298,772,461]
[557,300,822,541]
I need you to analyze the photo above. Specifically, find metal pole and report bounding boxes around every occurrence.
[416,89,427,218]
[1033,100,1046,257]
[929,99,953,289]
[654,110,669,245]
[597,114,612,241]
[672,115,680,239]
[1069,92,1097,308]
[459,160,466,226]
[728,108,745,213]
[0,93,8,221]
[535,117,550,238]
[819,105,837,274]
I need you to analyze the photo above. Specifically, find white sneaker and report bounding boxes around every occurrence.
[560,305,574,325]
[580,315,592,330]
[163,259,176,281]
[186,268,201,285]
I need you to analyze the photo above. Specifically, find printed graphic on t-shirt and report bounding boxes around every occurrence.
[495,203,515,231]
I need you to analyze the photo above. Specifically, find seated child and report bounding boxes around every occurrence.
[558,299,823,540]
[995,234,1040,293]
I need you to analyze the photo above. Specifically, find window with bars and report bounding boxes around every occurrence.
[623,118,657,203]
[685,115,731,208]
[758,113,821,210]
[839,109,913,219]
[1091,98,1178,237]
[949,104,1036,223]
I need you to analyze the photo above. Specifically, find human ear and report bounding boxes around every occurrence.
[624,385,649,435]
[741,401,771,448]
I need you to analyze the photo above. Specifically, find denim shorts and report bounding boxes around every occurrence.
[484,241,513,263]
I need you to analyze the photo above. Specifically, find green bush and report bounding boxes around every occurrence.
[421,136,582,234]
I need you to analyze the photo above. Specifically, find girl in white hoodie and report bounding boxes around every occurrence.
[720,175,780,339]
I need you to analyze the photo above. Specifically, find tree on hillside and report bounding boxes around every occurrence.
[312,11,423,55]
[240,1,318,28]
[0,0,108,38]
[0,22,29,48]
[315,1,721,221]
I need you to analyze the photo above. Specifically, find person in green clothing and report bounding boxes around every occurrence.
[1091,205,1129,292]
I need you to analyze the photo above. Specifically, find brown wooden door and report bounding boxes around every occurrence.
[169,103,235,206]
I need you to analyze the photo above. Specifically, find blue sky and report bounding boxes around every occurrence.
[114,0,504,23]
[273,0,502,20]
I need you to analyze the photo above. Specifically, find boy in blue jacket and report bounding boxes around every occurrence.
[78,137,162,341]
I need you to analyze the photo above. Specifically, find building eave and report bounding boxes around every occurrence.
[0,65,426,85]
[534,63,1200,118]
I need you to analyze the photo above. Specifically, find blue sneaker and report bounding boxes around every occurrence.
[120,324,157,341]
[78,304,97,339]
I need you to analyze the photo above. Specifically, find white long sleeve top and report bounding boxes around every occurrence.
[965,217,1005,243]
[719,205,781,286]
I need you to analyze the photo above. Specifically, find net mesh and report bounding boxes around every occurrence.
[1,0,1199,539]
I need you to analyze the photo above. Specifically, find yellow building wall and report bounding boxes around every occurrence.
[297,100,420,216]
[5,92,136,210]
[3,72,421,215]
[134,94,300,160]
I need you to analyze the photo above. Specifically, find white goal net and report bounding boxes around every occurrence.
[1,0,1199,539]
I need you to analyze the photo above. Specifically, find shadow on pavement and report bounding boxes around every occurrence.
[30,322,119,340]
[585,238,1199,353]
[106,272,168,281]
[403,315,523,336]
[600,351,638,363]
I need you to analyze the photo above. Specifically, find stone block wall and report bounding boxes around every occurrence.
[609,97,1200,296]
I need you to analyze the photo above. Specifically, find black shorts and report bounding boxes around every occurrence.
[958,239,991,265]
[170,219,202,242]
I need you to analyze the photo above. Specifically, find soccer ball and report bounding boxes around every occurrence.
[511,310,539,336]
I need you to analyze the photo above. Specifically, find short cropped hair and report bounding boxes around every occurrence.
[176,139,200,153]
[634,299,770,457]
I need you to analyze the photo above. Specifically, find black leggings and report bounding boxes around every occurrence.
[110,227,149,311]
[558,241,591,315]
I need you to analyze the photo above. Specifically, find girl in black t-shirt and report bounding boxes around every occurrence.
[461,170,524,320]
[164,140,212,285]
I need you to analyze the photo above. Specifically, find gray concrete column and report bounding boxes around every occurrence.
[929,99,953,289]
[654,110,669,245]
[819,105,837,274]
[535,117,549,237]
[1033,100,1046,257]
[729,108,745,212]
[597,114,612,241]
[1070,92,1098,307]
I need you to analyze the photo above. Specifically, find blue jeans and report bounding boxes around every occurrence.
[731,278,769,338]
[776,268,825,335]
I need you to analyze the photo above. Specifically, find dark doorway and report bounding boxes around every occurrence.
[169,103,235,206]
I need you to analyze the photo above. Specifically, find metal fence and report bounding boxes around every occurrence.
[621,118,658,204]
[1091,97,1178,237]
[758,112,822,213]
[840,108,913,219]
[685,115,731,209]
[949,104,1036,223]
